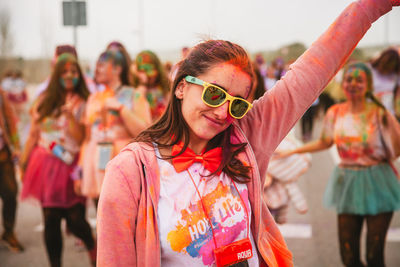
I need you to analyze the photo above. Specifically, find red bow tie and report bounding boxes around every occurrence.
[171,142,222,174]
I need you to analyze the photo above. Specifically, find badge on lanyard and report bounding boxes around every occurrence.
[214,237,253,267]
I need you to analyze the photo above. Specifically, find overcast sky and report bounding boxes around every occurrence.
[1,0,399,62]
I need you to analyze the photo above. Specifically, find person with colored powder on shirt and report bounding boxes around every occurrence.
[35,45,98,97]
[97,1,400,266]
[20,53,97,267]
[77,50,151,209]
[0,87,23,252]
[278,62,400,267]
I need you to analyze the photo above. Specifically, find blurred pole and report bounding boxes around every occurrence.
[138,0,144,50]
[72,0,77,48]
[210,0,216,36]
[384,13,389,46]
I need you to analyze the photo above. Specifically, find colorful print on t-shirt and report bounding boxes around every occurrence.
[320,102,388,166]
[156,154,259,267]
[166,181,248,264]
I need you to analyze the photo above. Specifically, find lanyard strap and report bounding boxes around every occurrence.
[186,170,250,250]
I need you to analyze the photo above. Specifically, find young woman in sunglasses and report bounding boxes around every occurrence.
[97,1,399,266]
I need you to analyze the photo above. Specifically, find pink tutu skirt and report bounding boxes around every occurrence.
[21,146,86,208]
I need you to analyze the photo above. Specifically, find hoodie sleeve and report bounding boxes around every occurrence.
[97,149,142,267]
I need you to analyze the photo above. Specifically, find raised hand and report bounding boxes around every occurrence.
[62,93,80,116]
[103,97,123,112]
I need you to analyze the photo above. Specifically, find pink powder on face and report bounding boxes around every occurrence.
[226,114,235,124]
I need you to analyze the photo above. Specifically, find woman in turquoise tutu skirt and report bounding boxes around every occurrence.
[279,62,400,267]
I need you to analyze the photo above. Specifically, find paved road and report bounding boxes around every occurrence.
[1,119,399,267]
[0,198,97,267]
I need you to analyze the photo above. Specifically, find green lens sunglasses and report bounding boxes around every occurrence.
[185,75,252,119]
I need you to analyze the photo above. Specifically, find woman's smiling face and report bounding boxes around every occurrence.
[342,67,368,100]
[60,62,79,90]
[175,63,252,147]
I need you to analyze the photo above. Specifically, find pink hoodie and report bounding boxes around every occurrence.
[97,0,394,266]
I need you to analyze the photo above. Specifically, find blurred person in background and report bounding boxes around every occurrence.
[106,41,133,86]
[300,98,320,142]
[132,50,169,121]
[254,53,268,77]
[1,70,14,91]
[181,46,190,60]
[169,46,192,82]
[273,57,286,80]
[20,53,96,267]
[1,69,28,114]
[35,45,97,98]
[370,47,400,117]
[264,63,277,91]
[164,61,173,79]
[1,69,30,145]
[279,62,400,267]
[78,50,151,209]
[264,131,311,224]
[0,86,23,252]
[320,79,341,111]
[251,64,311,224]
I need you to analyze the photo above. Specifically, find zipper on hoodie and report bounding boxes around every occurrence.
[235,126,262,240]
[235,124,270,266]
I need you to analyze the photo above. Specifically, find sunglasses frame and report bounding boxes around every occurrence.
[184,75,253,119]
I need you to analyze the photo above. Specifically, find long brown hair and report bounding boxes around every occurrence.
[136,40,255,183]
[371,48,400,75]
[37,53,89,121]
[98,50,131,86]
[106,41,133,85]
[251,62,267,101]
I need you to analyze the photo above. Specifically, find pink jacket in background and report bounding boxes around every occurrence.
[97,0,394,266]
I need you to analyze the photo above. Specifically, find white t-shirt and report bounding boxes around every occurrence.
[264,77,277,91]
[371,67,399,114]
[371,68,398,94]
[155,147,259,267]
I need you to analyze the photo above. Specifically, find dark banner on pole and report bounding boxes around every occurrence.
[62,1,87,26]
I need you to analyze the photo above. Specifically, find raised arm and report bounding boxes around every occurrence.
[103,89,152,137]
[239,0,396,178]
[278,139,333,159]
[120,90,152,137]
[380,109,400,159]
